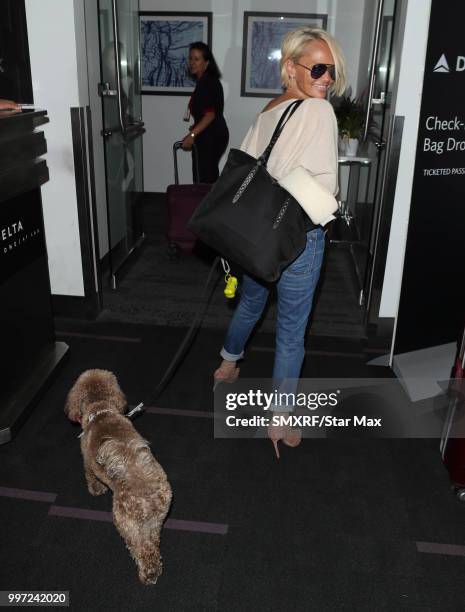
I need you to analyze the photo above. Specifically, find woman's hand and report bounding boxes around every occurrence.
[0,98,21,111]
[181,133,195,150]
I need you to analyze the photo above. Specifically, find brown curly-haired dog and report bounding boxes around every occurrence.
[64,369,172,585]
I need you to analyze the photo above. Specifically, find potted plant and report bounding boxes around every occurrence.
[332,95,366,156]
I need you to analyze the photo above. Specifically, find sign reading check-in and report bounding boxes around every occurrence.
[423,114,465,162]
[395,0,465,354]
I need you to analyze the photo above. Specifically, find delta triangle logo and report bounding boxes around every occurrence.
[433,54,450,72]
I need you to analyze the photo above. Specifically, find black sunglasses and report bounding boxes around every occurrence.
[295,62,336,80]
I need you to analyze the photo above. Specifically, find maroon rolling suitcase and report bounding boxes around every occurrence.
[441,324,465,501]
[166,142,211,254]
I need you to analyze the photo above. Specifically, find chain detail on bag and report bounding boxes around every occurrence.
[232,163,260,203]
[272,196,291,229]
[232,101,302,205]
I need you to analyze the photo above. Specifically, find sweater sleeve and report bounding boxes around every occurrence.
[298,99,339,196]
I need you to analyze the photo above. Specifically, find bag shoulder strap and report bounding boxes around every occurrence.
[259,99,304,165]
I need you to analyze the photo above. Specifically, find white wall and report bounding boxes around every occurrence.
[141,0,368,192]
[25,0,86,296]
[379,0,432,317]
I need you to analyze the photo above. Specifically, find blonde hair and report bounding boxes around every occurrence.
[280,27,346,97]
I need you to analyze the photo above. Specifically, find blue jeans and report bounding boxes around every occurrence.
[220,228,325,403]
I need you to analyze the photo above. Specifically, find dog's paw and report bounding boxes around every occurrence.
[88,481,108,496]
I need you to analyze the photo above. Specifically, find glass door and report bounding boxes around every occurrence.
[330,0,398,312]
[360,0,398,311]
[99,0,145,288]
[362,0,403,326]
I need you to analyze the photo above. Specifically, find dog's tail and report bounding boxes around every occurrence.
[112,495,165,585]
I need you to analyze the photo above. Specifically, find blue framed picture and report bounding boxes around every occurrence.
[139,11,212,95]
[241,12,327,98]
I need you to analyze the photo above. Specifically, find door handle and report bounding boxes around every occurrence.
[98,82,117,97]
[372,92,386,106]
[101,124,145,139]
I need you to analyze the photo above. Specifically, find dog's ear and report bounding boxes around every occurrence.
[104,371,128,414]
[112,385,128,414]
[64,377,84,424]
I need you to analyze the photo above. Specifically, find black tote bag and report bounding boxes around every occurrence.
[187,100,308,283]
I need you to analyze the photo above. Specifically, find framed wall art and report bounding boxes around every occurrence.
[139,11,212,95]
[241,12,327,98]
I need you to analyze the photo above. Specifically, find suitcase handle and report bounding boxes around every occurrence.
[173,141,200,185]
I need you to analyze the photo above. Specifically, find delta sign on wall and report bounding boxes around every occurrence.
[424,53,465,159]
[395,0,465,354]
[0,191,45,285]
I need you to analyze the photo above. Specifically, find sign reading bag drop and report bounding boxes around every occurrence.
[421,49,465,166]
[395,0,465,354]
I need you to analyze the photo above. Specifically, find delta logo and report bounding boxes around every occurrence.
[433,53,465,73]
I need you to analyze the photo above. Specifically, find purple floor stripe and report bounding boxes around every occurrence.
[49,505,113,522]
[416,541,465,556]
[252,345,363,358]
[0,486,57,503]
[165,518,228,535]
[48,505,228,534]
[56,331,141,343]
[144,406,213,418]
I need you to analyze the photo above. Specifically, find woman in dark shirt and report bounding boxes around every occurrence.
[181,42,229,183]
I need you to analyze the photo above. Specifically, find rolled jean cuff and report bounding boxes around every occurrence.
[269,379,298,412]
[269,405,295,413]
[220,347,244,362]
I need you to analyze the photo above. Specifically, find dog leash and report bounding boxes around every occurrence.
[134,255,225,410]
[77,257,234,433]
[126,403,145,418]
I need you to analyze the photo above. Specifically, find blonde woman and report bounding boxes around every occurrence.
[214,27,346,457]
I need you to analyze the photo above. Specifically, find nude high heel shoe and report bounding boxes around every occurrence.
[267,423,302,459]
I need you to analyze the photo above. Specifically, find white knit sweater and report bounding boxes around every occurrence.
[240,97,339,197]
